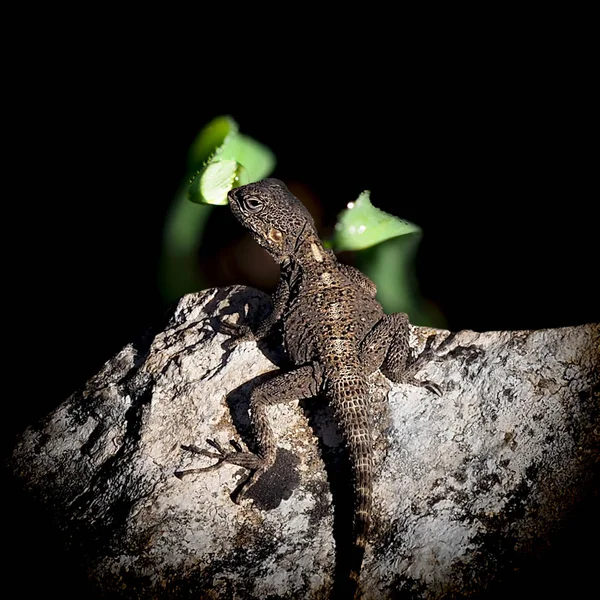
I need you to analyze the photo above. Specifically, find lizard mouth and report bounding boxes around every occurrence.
[227,189,244,221]
[227,188,241,210]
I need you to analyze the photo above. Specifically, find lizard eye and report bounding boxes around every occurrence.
[242,196,263,213]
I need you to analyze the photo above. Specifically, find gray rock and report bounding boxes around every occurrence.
[10,286,599,599]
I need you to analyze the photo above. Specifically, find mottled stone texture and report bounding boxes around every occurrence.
[10,287,599,599]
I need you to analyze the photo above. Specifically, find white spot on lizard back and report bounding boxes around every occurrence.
[329,338,350,353]
[328,302,343,319]
[310,243,324,262]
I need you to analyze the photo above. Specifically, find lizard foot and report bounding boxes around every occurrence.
[175,438,263,473]
[217,318,255,344]
[400,376,443,396]
[404,336,443,395]
[175,439,267,503]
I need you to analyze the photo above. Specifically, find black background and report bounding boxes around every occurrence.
[4,37,598,599]
[8,60,596,437]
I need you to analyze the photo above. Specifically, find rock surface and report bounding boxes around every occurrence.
[10,286,599,599]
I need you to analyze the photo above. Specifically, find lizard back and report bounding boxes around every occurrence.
[227,178,387,597]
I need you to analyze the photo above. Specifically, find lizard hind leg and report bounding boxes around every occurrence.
[175,438,268,504]
[176,364,323,503]
[359,312,442,395]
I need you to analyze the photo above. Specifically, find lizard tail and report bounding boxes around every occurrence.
[328,377,373,599]
[348,436,372,599]
[349,448,373,598]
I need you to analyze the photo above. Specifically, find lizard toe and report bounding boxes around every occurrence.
[424,381,443,396]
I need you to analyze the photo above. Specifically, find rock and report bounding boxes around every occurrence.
[9,286,599,599]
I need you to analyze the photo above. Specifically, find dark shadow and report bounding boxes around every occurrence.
[471,468,600,600]
[202,286,287,369]
[2,463,106,599]
[300,398,360,600]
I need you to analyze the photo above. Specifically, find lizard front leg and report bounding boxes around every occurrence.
[177,363,323,503]
[359,312,441,394]
[220,276,290,344]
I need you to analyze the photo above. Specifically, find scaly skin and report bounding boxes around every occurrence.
[177,179,440,598]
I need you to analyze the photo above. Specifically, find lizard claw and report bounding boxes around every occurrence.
[423,381,443,396]
[174,440,228,478]
[218,318,255,343]
[175,438,264,480]
[422,335,437,353]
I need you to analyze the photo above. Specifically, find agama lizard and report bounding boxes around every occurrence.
[176,178,440,598]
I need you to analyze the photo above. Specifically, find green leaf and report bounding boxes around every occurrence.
[331,190,421,252]
[187,115,239,170]
[159,116,275,300]
[188,116,275,205]
[329,191,444,327]
[188,160,249,206]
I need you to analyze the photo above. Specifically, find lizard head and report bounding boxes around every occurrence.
[228,178,317,263]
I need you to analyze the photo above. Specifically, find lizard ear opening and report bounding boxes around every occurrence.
[268,228,283,243]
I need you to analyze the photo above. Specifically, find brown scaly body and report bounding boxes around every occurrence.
[177,179,440,598]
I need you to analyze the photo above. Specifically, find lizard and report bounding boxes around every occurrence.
[176,178,440,598]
